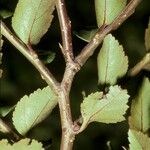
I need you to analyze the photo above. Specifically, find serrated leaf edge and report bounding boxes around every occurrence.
[12,86,57,135]
[80,85,129,133]
[98,34,128,85]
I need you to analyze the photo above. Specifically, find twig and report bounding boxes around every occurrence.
[128,53,150,76]
[1,22,59,93]
[75,0,142,67]
[0,118,20,141]
[56,0,74,62]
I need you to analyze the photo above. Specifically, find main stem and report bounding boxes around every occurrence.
[58,87,74,150]
[55,0,77,149]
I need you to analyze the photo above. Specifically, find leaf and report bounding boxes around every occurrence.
[74,29,98,42]
[0,138,44,150]
[12,0,55,45]
[43,52,55,64]
[129,77,150,133]
[0,106,15,117]
[97,34,128,85]
[39,51,55,64]
[0,139,11,150]
[128,129,150,150]
[95,0,127,27]
[0,35,3,78]
[0,9,13,19]
[145,18,150,51]
[13,86,57,135]
[80,85,129,131]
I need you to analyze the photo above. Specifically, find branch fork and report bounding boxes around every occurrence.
[1,0,142,149]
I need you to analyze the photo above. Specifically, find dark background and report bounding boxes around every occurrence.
[0,0,150,149]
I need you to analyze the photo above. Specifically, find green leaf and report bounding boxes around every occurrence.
[80,85,129,132]
[0,9,13,19]
[97,34,128,85]
[145,18,150,51]
[39,51,55,64]
[13,86,57,135]
[74,29,98,42]
[95,0,127,27]
[0,35,3,78]
[0,106,15,117]
[12,0,55,45]
[128,129,150,150]
[43,52,55,64]
[0,138,44,150]
[129,77,150,133]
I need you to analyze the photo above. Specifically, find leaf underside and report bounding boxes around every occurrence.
[12,0,55,45]
[74,29,98,42]
[0,9,13,19]
[13,86,57,135]
[0,106,15,117]
[97,34,128,85]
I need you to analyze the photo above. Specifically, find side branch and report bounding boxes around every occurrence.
[128,53,150,76]
[56,0,74,62]
[0,118,20,141]
[75,0,142,67]
[1,22,59,93]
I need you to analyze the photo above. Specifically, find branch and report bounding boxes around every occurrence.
[1,21,59,93]
[57,86,74,150]
[56,0,74,62]
[128,53,150,76]
[72,0,142,135]
[75,0,142,67]
[55,1,79,149]
[57,58,79,150]
[0,118,20,141]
